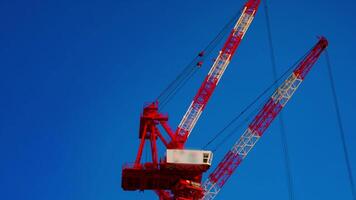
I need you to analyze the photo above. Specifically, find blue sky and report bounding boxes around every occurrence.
[0,0,355,200]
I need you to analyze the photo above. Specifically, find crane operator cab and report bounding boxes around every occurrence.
[166,149,213,166]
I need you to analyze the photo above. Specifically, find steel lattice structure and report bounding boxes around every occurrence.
[175,0,260,148]
[121,0,329,199]
[122,1,260,199]
[202,38,328,200]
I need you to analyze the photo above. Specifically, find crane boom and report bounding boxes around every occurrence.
[175,0,261,146]
[202,37,328,200]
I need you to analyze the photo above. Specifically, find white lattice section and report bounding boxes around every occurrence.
[271,73,302,107]
[202,179,220,200]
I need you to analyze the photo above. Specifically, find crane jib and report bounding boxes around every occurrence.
[202,37,328,200]
[175,4,259,145]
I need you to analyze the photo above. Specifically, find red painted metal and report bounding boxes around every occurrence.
[174,0,261,148]
[202,38,328,199]
[121,102,210,199]
[294,37,328,80]
[208,151,242,187]
[249,98,283,136]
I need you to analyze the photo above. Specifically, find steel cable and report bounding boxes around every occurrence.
[157,7,244,109]
[263,1,295,200]
[325,50,356,200]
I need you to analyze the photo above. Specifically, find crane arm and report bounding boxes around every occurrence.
[174,0,261,147]
[202,37,328,200]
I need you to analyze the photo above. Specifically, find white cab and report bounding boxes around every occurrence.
[166,149,213,165]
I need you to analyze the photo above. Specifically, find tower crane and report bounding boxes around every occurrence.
[202,37,328,200]
[121,0,329,199]
[122,0,260,199]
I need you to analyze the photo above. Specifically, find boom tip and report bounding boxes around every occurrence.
[318,36,328,48]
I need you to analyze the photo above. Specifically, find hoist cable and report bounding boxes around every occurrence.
[202,54,301,150]
[156,7,244,109]
[325,50,356,200]
[160,69,199,110]
[211,100,263,152]
[263,1,295,200]
[202,45,312,151]
[203,64,289,151]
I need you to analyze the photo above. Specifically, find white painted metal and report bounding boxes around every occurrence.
[166,149,213,165]
[271,73,302,107]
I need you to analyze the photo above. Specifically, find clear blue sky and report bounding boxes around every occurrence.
[0,0,355,200]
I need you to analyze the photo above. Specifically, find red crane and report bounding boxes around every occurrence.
[202,37,328,200]
[122,0,260,199]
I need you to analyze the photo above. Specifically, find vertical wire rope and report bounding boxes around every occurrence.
[264,1,295,200]
[325,50,356,200]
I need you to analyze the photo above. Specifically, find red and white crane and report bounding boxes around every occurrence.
[122,0,260,199]
[121,0,329,199]
[202,37,328,200]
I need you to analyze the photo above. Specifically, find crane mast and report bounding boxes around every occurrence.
[202,37,328,200]
[175,0,261,147]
